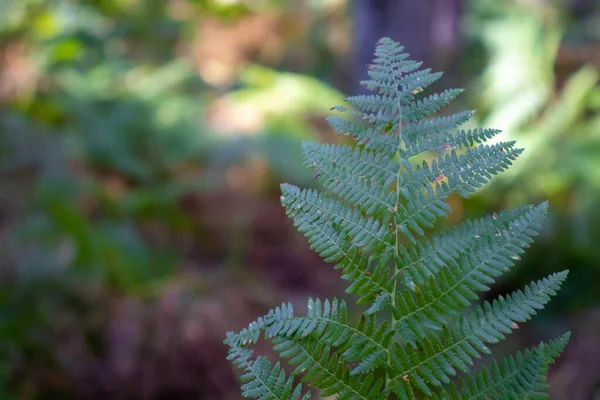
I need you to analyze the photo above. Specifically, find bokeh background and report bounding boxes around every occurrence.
[0,0,599,399]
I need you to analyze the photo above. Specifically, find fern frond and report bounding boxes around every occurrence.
[273,339,385,400]
[302,142,396,217]
[394,142,523,243]
[402,110,474,149]
[403,141,521,197]
[336,250,395,307]
[392,204,550,344]
[225,36,569,399]
[386,271,568,398]
[225,339,309,400]
[226,298,393,375]
[325,116,399,157]
[433,332,570,400]
[292,298,393,375]
[403,89,465,123]
[224,302,295,349]
[360,68,442,97]
[281,184,394,256]
[403,127,501,159]
[240,356,309,400]
[398,203,547,287]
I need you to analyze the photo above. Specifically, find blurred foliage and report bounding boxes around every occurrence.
[0,0,343,397]
[0,0,599,398]
[464,0,600,313]
[1,0,205,292]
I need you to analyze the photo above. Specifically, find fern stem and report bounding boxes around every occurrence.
[386,50,405,391]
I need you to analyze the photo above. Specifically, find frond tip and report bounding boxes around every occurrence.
[225,36,569,399]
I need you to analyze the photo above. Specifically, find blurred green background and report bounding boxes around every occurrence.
[0,0,599,398]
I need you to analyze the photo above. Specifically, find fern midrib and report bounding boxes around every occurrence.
[387,46,405,391]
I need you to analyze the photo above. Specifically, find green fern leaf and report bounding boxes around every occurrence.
[432,332,570,399]
[387,271,568,397]
[225,37,569,399]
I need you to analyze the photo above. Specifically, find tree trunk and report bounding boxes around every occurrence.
[352,0,462,92]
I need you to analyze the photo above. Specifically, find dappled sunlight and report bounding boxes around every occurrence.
[208,65,344,139]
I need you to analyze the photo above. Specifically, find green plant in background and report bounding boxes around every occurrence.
[0,0,207,289]
[220,64,344,141]
[0,0,347,312]
[225,37,569,399]
[469,1,600,200]
[0,2,213,395]
[464,0,600,311]
[209,64,345,185]
[0,1,349,395]
[0,0,347,295]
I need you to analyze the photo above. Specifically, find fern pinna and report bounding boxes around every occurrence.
[224,37,569,399]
